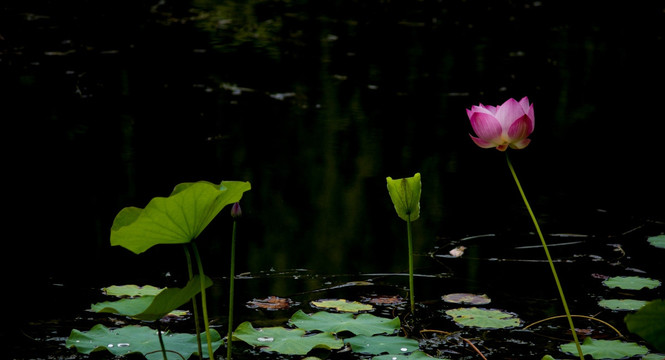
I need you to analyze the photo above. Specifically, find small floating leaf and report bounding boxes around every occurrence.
[65,324,221,359]
[288,310,400,336]
[442,293,491,305]
[445,307,521,329]
[311,299,374,313]
[559,337,649,359]
[246,296,295,311]
[598,299,648,311]
[344,335,419,355]
[232,322,343,355]
[102,284,163,298]
[603,276,661,290]
[625,299,665,352]
[386,173,421,222]
[648,235,665,249]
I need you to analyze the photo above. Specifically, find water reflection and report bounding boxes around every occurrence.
[5,0,664,300]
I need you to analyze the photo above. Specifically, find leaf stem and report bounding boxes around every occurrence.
[227,220,237,360]
[505,152,584,360]
[184,246,203,360]
[407,213,415,314]
[191,243,215,359]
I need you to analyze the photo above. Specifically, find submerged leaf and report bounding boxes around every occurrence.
[65,324,221,359]
[311,299,374,313]
[111,180,251,254]
[603,276,661,290]
[232,321,343,355]
[344,335,420,355]
[559,337,648,359]
[386,173,421,222]
[625,299,665,352]
[445,307,521,329]
[373,351,443,359]
[288,310,400,336]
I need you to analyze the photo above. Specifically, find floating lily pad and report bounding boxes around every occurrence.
[344,335,420,355]
[65,324,221,360]
[625,299,665,352]
[288,310,400,336]
[362,295,406,306]
[311,299,374,313]
[603,276,661,290]
[232,321,343,355]
[246,296,295,311]
[445,307,521,329]
[648,235,665,249]
[598,299,648,311]
[373,350,442,359]
[442,293,491,305]
[560,337,649,359]
[102,284,163,298]
[91,275,212,321]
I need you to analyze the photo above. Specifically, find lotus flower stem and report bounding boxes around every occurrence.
[505,152,584,360]
[227,219,238,359]
[184,246,204,360]
[155,320,168,360]
[406,214,415,314]
[191,243,215,359]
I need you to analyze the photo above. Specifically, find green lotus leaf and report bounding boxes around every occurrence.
[598,299,648,311]
[311,299,374,313]
[288,310,400,336]
[603,276,661,291]
[111,180,251,254]
[647,235,665,249]
[232,321,343,355]
[386,173,421,222]
[442,293,491,305]
[102,284,163,298]
[65,324,221,360]
[559,337,648,359]
[91,275,212,321]
[445,307,521,329]
[625,299,665,352]
[344,335,420,355]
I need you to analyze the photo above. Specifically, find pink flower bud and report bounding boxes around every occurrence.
[231,202,242,219]
[467,97,535,151]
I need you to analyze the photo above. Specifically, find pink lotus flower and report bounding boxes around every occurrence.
[467,97,535,151]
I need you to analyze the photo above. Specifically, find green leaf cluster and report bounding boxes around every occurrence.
[66,324,221,360]
[232,309,439,358]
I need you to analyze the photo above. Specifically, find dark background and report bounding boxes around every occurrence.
[3,0,664,334]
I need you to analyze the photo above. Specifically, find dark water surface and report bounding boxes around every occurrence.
[3,0,665,358]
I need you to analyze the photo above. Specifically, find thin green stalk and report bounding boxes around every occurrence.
[191,243,215,359]
[227,220,237,360]
[156,320,168,360]
[407,214,415,314]
[506,152,584,360]
[184,246,203,360]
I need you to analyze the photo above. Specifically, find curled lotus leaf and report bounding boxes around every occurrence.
[111,180,251,254]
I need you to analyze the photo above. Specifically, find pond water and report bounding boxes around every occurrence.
[3,0,665,359]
